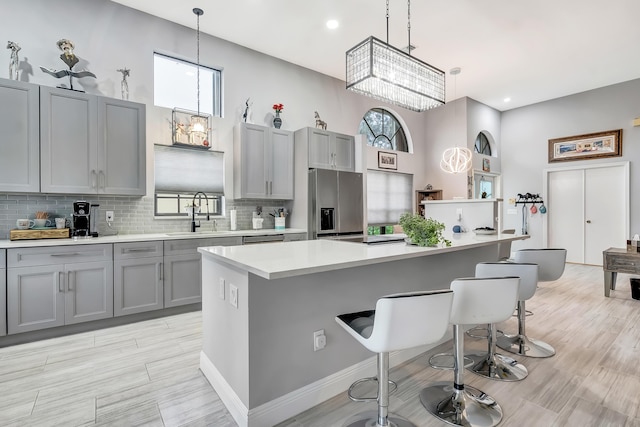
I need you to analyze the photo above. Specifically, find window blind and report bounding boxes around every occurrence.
[367,170,412,225]
[154,145,224,194]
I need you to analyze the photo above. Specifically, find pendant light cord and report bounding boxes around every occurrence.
[196,11,200,116]
[407,0,411,56]
[386,0,389,45]
[193,8,203,117]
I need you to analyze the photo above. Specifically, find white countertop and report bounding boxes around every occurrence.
[0,228,307,249]
[198,232,528,280]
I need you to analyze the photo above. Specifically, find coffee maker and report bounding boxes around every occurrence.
[72,201,90,237]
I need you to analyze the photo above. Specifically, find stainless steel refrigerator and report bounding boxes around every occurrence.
[308,169,364,239]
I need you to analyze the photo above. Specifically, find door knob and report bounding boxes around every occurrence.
[586,220,591,223]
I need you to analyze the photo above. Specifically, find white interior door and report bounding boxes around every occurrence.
[584,166,626,265]
[546,163,628,266]
[548,169,584,263]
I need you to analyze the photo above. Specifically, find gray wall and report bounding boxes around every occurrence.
[501,78,640,250]
[0,0,432,238]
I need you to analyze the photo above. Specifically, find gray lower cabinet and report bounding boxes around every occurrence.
[283,233,307,242]
[113,241,164,316]
[163,237,242,307]
[0,249,6,336]
[6,244,113,334]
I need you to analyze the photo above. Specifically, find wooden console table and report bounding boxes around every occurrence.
[603,247,640,297]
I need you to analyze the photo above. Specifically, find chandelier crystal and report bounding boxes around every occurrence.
[345,1,445,112]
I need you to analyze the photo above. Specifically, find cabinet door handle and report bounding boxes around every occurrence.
[56,271,63,292]
[51,252,83,257]
[91,170,97,189]
[68,271,74,291]
[158,262,163,281]
[265,181,269,195]
[269,181,273,195]
[99,170,105,190]
[123,248,155,253]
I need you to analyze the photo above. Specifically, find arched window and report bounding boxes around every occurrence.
[474,132,492,155]
[358,108,408,152]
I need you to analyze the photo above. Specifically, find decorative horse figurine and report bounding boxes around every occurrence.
[314,111,327,130]
[7,40,20,80]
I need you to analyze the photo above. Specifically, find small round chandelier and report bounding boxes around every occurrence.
[440,146,472,174]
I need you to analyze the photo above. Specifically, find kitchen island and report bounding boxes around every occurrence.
[198,232,528,427]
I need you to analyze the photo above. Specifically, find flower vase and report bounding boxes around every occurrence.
[273,111,282,129]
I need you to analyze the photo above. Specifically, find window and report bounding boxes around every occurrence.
[367,170,412,225]
[358,108,408,152]
[154,52,222,117]
[154,145,225,217]
[474,173,495,199]
[474,132,492,155]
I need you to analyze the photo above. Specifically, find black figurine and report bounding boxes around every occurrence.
[40,38,96,91]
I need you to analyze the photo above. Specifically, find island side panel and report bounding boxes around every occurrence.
[246,244,493,408]
[201,259,251,406]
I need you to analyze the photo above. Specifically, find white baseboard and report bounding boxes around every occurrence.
[199,333,451,427]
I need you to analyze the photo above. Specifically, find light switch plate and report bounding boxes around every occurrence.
[229,284,238,308]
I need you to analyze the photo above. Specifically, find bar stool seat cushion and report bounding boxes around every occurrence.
[336,290,454,354]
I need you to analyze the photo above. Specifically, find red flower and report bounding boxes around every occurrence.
[272,103,284,113]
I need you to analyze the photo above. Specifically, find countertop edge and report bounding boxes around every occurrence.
[0,228,307,249]
[198,234,530,280]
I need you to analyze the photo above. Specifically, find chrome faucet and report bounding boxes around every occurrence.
[191,192,210,232]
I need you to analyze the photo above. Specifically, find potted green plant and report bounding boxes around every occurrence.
[399,213,451,247]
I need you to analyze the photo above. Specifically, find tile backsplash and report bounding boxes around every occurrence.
[0,193,293,240]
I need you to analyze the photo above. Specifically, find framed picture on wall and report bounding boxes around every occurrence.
[378,151,397,170]
[482,158,490,172]
[548,129,622,162]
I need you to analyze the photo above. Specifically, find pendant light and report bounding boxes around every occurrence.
[346,0,445,112]
[171,7,211,149]
[440,67,472,174]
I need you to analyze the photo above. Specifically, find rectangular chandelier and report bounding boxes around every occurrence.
[346,36,445,112]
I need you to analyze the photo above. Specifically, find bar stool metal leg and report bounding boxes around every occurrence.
[496,300,555,358]
[344,352,415,427]
[420,325,503,427]
[466,322,528,381]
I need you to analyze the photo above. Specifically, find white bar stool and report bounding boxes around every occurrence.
[420,277,519,427]
[335,290,454,427]
[495,248,566,358]
[468,262,535,380]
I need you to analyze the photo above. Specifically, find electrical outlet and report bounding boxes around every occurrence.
[106,211,114,222]
[229,284,238,308]
[218,278,225,300]
[313,329,326,351]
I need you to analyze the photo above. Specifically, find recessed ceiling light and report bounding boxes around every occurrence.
[503,97,511,103]
[326,19,339,30]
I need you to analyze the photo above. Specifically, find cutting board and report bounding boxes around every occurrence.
[10,228,71,241]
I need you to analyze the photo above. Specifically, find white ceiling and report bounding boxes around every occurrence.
[112,0,640,111]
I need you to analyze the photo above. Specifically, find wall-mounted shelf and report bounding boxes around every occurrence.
[416,189,442,216]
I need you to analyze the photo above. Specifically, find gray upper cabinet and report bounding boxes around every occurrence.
[40,86,98,194]
[0,79,40,192]
[40,86,146,195]
[234,123,294,200]
[303,128,355,172]
[6,244,113,334]
[98,97,146,195]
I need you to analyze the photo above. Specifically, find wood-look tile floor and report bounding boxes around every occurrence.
[2,263,640,426]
